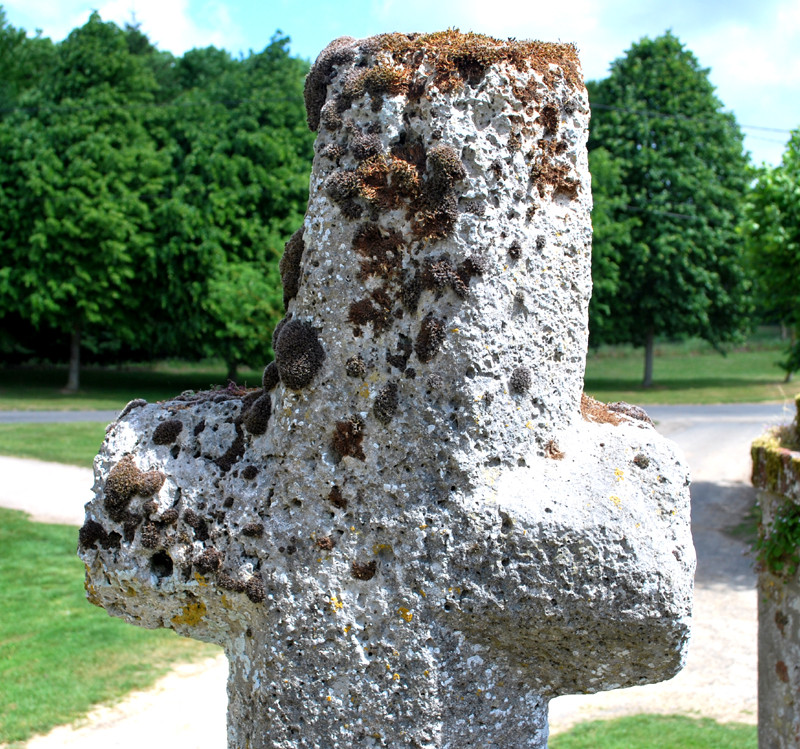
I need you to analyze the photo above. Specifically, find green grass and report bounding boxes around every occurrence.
[0,508,220,745]
[0,359,264,411]
[585,340,800,405]
[550,714,757,749]
[2,335,799,412]
[0,422,108,467]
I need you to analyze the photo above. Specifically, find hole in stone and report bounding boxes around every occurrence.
[150,551,174,579]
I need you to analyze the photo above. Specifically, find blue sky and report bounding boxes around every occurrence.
[3,0,798,165]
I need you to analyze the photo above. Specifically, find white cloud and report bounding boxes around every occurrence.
[3,0,244,53]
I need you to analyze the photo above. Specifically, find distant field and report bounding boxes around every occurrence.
[1,336,798,415]
[0,360,264,411]
[585,337,798,405]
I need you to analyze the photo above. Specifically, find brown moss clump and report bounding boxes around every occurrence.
[580,393,623,426]
[509,367,532,394]
[351,559,377,580]
[370,30,581,95]
[243,393,272,436]
[262,361,279,391]
[160,508,179,524]
[241,465,259,480]
[279,227,306,308]
[79,519,108,550]
[325,170,363,218]
[214,430,245,473]
[426,145,466,197]
[544,439,564,460]
[245,575,266,603]
[606,401,654,426]
[531,140,579,199]
[317,536,336,551]
[195,547,223,574]
[327,485,347,509]
[304,37,358,130]
[415,315,446,363]
[140,521,160,549]
[348,287,394,336]
[422,257,469,298]
[332,416,366,461]
[346,355,367,379]
[241,522,264,537]
[274,320,326,390]
[183,508,209,542]
[373,381,399,424]
[351,130,383,160]
[539,103,560,135]
[153,419,183,445]
[352,223,405,280]
[104,455,165,523]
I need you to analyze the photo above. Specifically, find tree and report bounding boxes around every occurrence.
[0,13,166,390]
[744,129,800,380]
[588,32,751,386]
[146,34,313,376]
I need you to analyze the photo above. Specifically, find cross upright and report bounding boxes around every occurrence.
[80,31,694,748]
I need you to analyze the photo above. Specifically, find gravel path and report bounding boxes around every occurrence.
[1,403,789,746]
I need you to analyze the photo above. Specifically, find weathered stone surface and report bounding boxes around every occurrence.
[752,395,800,749]
[80,31,694,748]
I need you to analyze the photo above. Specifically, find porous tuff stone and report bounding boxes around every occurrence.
[80,31,694,749]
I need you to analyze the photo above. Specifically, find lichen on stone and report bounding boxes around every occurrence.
[332,416,366,461]
[373,381,400,424]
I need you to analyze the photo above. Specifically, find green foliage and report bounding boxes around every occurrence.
[550,714,756,749]
[588,32,752,384]
[756,499,800,579]
[743,130,800,376]
[0,16,312,385]
[0,13,166,387]
[0,508,218,744]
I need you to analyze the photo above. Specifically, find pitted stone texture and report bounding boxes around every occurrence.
[80,31,694,749]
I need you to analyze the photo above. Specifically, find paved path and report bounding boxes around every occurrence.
[0,402,792,745]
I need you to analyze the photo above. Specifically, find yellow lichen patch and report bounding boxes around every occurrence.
[193,572,209,587]
[373,542,393,555]
[330,595,344,612]
[84,567,102,607]
[220,594,233,610]
[358,382,370,398]
[171,599,207,627]
[398,607,413,622]
[125,586,137,597]
[614,468,625,481]
[609,495,622,509]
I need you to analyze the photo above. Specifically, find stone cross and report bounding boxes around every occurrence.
[80,31,694,749]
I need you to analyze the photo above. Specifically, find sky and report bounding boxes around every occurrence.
[3,0,798,166]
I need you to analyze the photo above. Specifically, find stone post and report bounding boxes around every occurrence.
[80,31,694,748]
[752,395,800,749]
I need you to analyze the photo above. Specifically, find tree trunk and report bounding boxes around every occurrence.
[226,361,238,385]
[642,327,655,388]
[65,324,81,391]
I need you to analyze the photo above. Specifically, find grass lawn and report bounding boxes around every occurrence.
[585,339,800,405]
[550,714,757,748]
[0,422,108,467]
[0,360,264,411]
[0,508,220,746]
